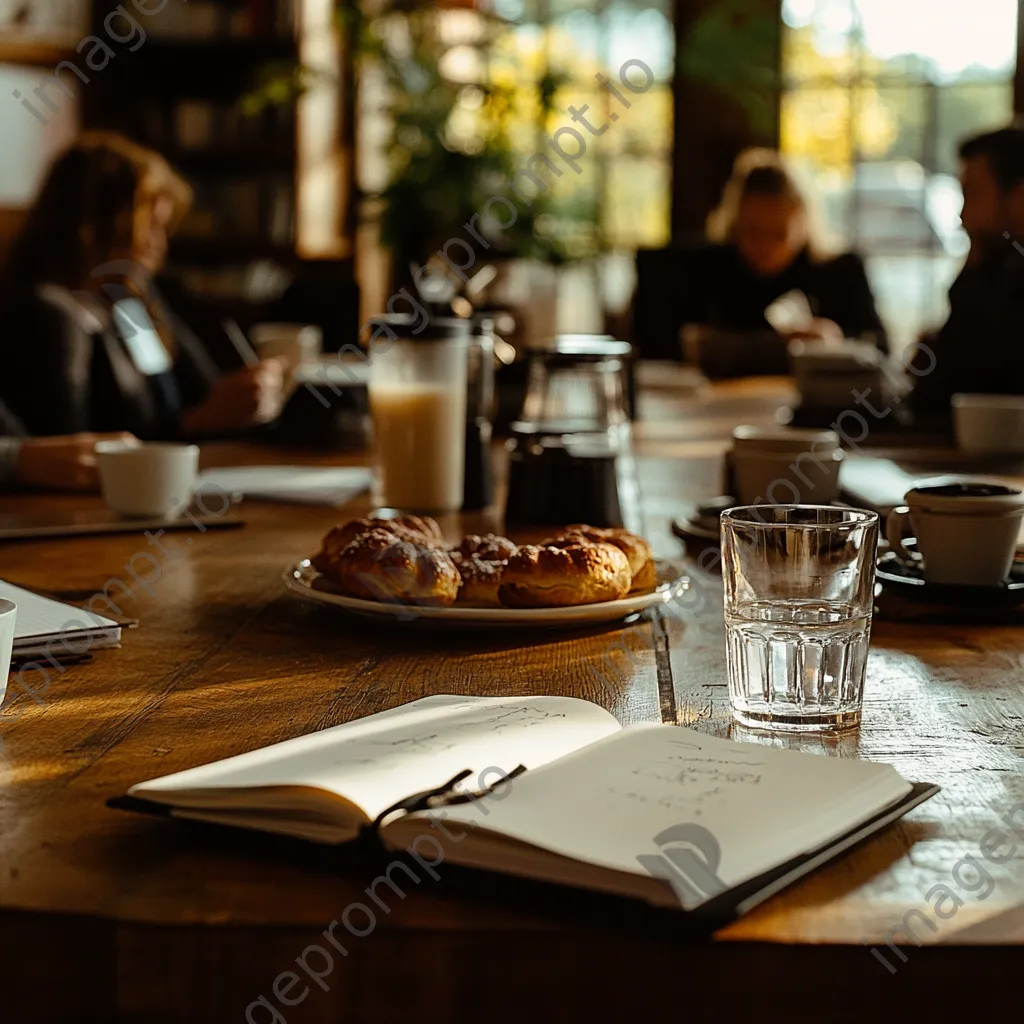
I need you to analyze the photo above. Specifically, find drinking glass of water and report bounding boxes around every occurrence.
[721,505,879,732]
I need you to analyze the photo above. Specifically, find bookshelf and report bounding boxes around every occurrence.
[83,0,354,315]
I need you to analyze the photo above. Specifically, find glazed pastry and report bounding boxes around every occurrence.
[498,541,632,608]
[450,534,517,606]
[545,524,656,592]
[627,557,658,591]
[452,533,518,563]
[313,515,443,574]
[327,529,460,607]
[452,556,506,606]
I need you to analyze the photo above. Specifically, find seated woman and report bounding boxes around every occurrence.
[0,133,283,439]
[678,149,887,379]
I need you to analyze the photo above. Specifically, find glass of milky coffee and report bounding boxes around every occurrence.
[367,316,469,512]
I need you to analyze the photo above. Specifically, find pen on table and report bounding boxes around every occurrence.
[11,652,95,673]
[222,318,260,369]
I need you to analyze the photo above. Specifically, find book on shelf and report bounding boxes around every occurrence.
[173,101,216,150]
[168,101,295,154]
[110,695,939,927]
[142,0,294,40]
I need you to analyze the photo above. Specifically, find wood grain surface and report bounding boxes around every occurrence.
[1,374,1022,1022]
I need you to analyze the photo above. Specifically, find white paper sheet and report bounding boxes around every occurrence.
[197,466,371,507]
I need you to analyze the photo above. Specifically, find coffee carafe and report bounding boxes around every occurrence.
[504,335,639,530]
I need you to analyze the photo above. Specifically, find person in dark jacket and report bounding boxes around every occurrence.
[667,149,886,378]
[909,126,1024,419]
[1,132,283,439]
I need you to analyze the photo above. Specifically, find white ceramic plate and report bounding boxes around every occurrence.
[282,558,691,629]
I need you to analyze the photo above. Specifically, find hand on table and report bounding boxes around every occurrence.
[783,318,845,346]
[14,432,136,491]
[182,359,286,436]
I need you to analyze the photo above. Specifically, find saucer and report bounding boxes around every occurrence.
[671,515,720,543]
[876,548,1024,607]
[672,496,858,546]
[671,496,736,544]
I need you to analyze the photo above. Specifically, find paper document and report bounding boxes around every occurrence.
[197,466,371,507]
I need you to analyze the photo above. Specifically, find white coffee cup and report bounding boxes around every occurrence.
[249,323,322,373]
[0,599,15,706]
[95,441,199,519]
[728,425,844,505]
[952,393,1024,453]
[886,481,1024,587]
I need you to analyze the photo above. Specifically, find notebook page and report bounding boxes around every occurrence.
[130,694,622,821]
[0,580,119,639]
[432,724,911,905]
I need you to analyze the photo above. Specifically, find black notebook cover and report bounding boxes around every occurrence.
[107,781,939,933]
[687,780,939,930]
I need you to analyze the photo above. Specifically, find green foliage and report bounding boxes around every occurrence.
[250,1,784,263]
[678,0,780,138]
[344,1,566,267]
[240,61,334,115]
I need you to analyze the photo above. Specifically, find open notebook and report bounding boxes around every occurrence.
[111,695,938,916]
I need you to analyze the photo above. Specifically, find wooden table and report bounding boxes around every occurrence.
[2,376,1023,1022]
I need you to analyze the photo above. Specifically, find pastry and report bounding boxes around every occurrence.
[452,534,518,563]
[545,525,656,592]
[313,515,443,574]
[310,520,650,610]
[498,541,632,608]
[326,529,460,607]
[450,534,518,606]
[452,556,506,606]
[627,557,658,591]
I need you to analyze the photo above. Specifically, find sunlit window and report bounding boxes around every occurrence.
[487,0,674,255]
[780,0,1018,354]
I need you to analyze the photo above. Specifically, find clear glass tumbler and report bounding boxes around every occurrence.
[721,505,879,732]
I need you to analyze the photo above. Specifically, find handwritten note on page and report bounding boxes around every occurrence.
[130,694,622,821]
[436,725,911,893]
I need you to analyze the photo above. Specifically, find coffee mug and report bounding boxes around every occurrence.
[886,481,1024,587]
[95,441,200,519]
[0,599,15,707]
[727,425,844,505]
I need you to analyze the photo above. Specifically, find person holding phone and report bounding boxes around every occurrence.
[0,133,284,439]
[658,149,887,379]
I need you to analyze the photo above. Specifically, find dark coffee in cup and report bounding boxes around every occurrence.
[915,483,1019,499]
